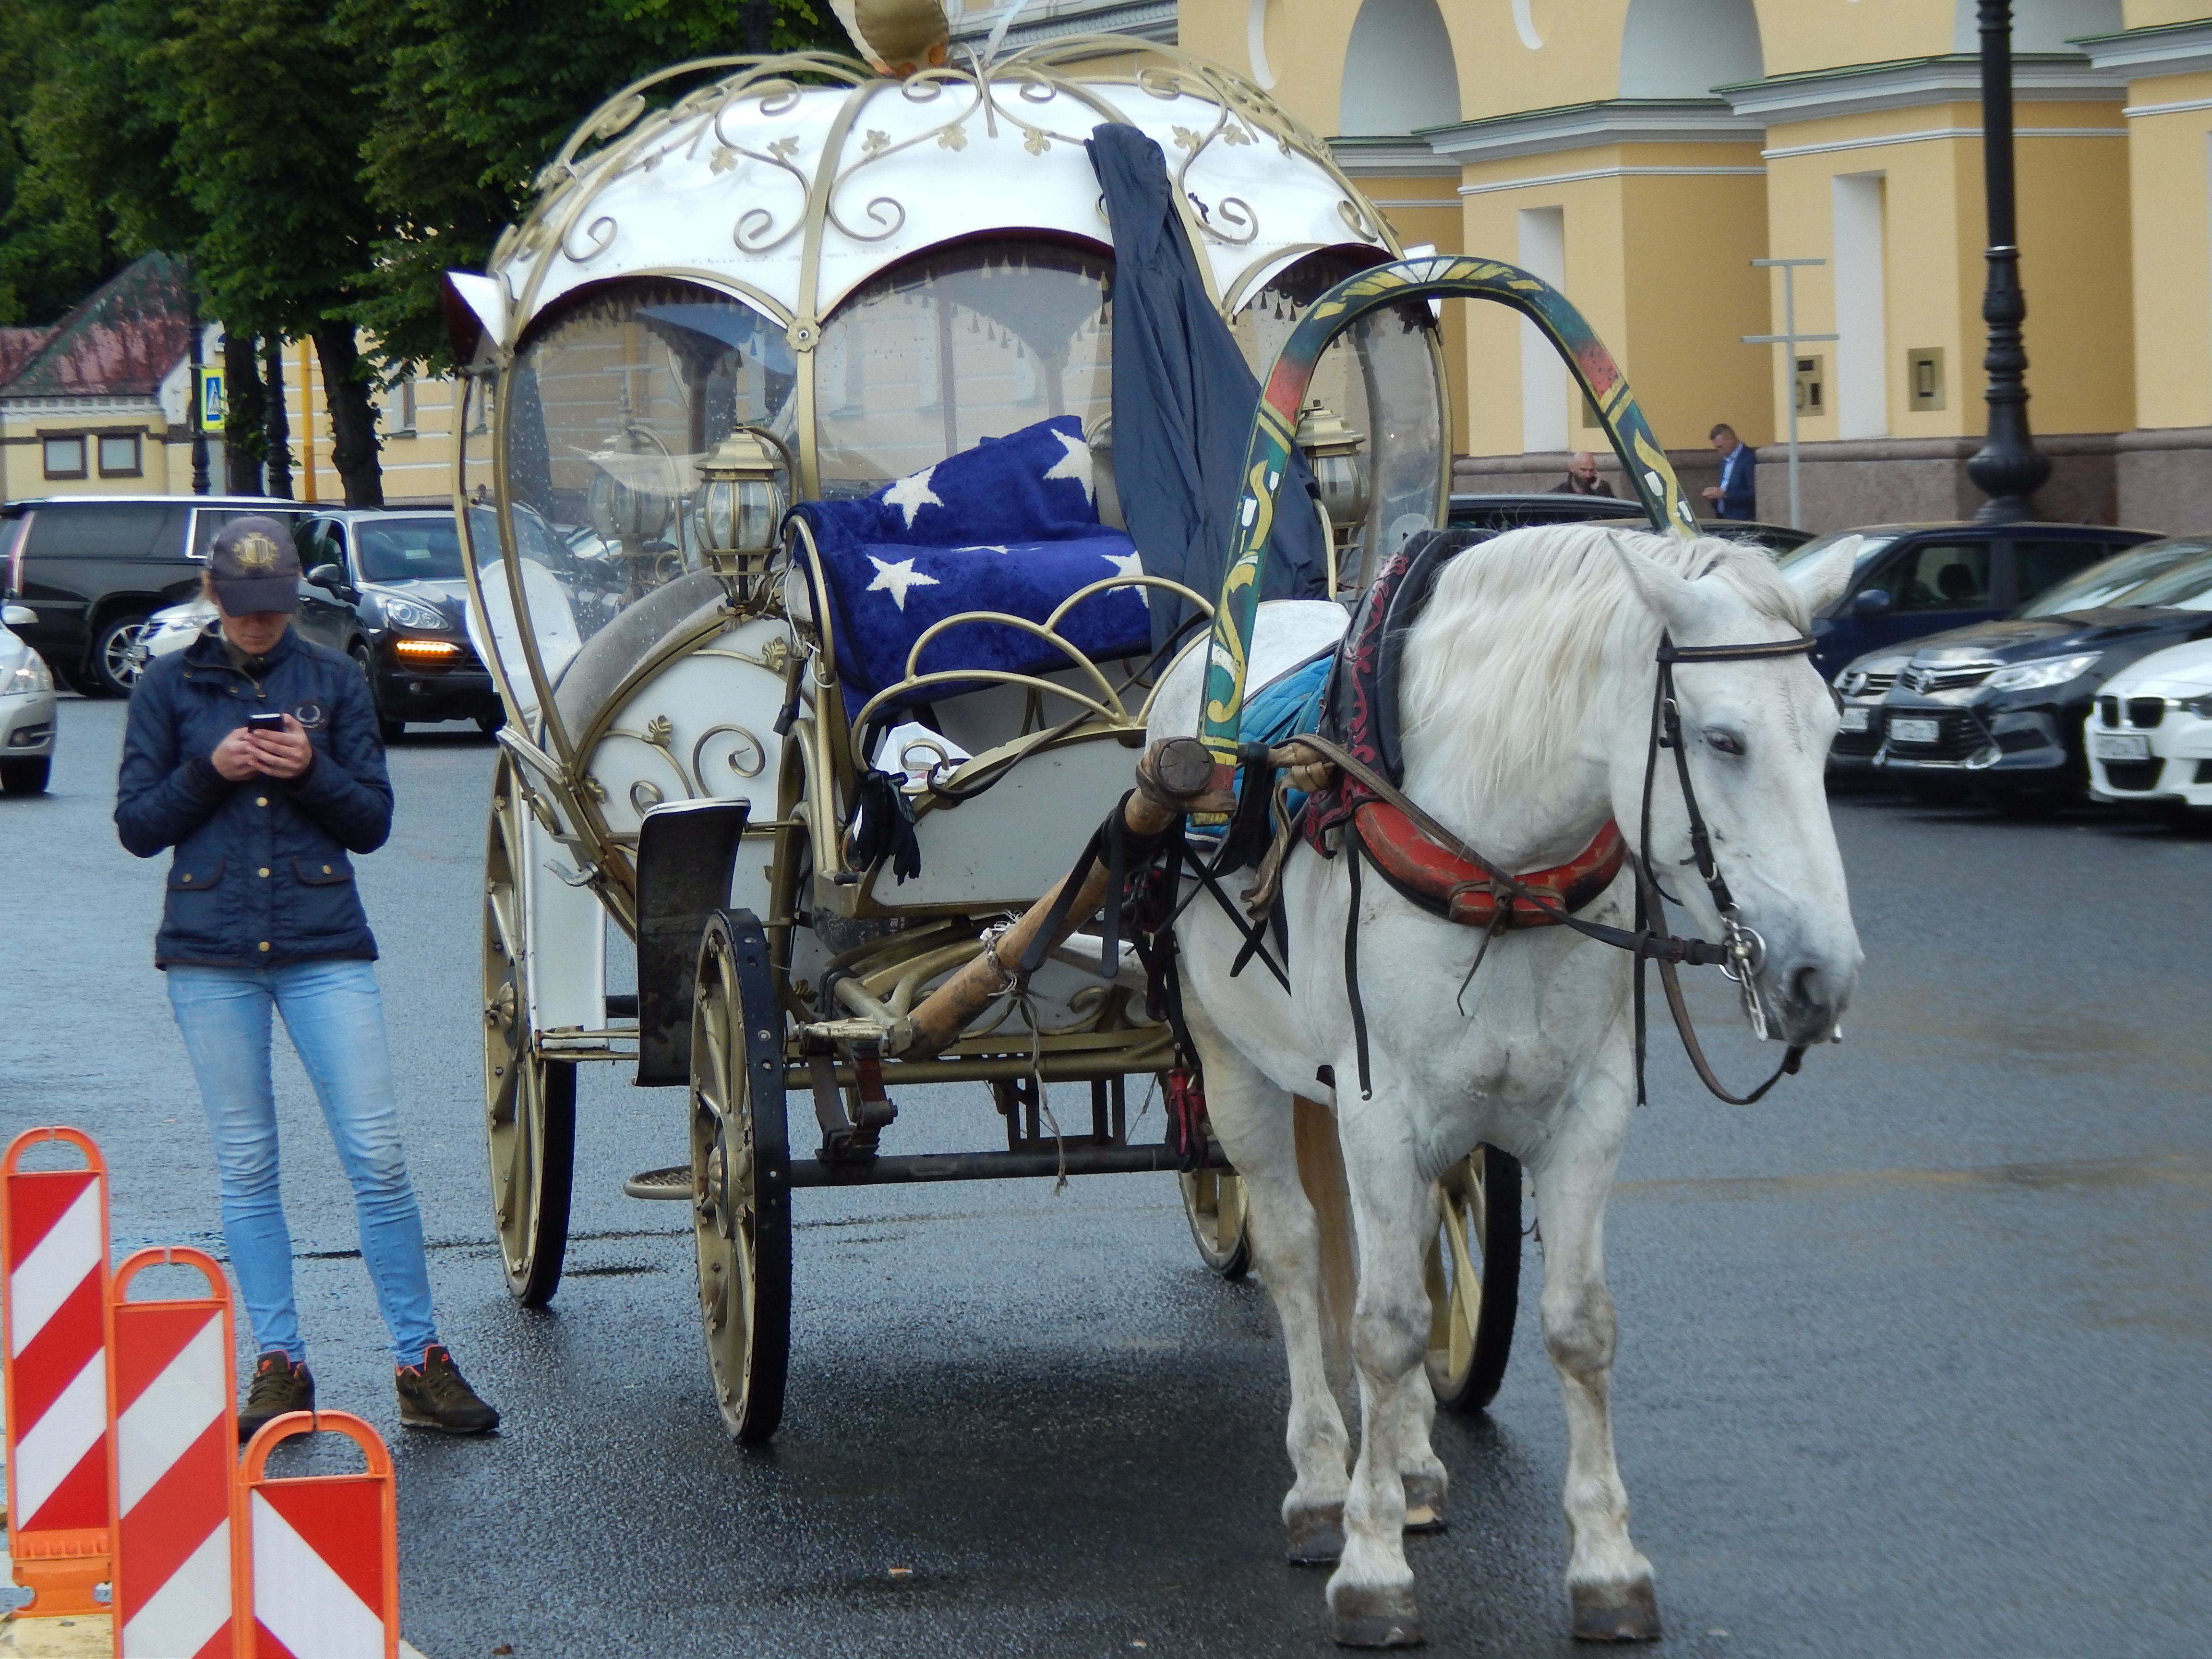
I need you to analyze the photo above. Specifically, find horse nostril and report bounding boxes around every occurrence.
[1790,963,1822,1010]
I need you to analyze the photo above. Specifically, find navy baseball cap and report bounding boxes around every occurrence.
[208,517,300,614]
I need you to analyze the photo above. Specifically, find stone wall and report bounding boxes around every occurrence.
[2115,428,2212,535]
[1451,448,1722,514]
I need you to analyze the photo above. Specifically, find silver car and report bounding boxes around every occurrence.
[0,602,57,794]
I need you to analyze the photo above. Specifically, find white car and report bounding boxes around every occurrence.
[2084,637,2212,817]
[0,602,57,794]
[134,596,219,669]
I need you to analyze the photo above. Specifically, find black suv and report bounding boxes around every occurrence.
[1,495,307,694]
[1445,493,1812,553]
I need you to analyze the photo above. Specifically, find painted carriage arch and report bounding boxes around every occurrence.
[1199,253,1695,764]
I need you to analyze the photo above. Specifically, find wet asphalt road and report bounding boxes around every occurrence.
[4,694,2209,1659]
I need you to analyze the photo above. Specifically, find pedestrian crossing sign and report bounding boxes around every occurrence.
[194,367,224,432]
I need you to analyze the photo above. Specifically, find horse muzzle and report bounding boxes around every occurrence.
[1756,947,1858,1047]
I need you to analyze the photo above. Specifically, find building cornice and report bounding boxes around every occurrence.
[1421,99,1764,166]
[947,0,1175,49]
[2074,20,2212,83]
[1328,135,1461,178]
[1716,54,2120,125]
[1,394,164,419]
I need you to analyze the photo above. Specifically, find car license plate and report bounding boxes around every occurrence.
[1889,717,1940,745]
[2092,731,2150,761]
[1839,706,1871,732]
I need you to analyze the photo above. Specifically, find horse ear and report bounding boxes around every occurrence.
[1788,534,1863,616]
[1608,536,1703,633]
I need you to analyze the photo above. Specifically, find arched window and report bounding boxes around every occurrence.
[1617,0,1762,99]
[1338,0,1459,137]
[1952,0,2118,54]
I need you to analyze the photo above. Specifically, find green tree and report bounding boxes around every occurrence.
[345,0,839,371]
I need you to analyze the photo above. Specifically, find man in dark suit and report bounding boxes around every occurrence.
[1702,423,1756,520]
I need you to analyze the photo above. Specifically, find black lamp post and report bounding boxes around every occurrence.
[1967,0,2051,523]
[184,277,211,497]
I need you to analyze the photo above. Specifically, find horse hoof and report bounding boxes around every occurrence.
[1286,1504,1346,1566]
[1402,1473,1447,1533]
[1330,1585,1425,1648]
[1570,1579,1661,1643]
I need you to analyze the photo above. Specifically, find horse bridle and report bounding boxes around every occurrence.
[1635,629,1822,1104]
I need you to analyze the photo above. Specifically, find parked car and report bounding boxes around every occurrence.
[1875,539,2212,804]
[2084,637,2212,819]
[0,601,56,794]
[1825,537,2212,780]
[1444,492,1811,552]
[1774,520,2162,681]
[298,507,507,736]
[0,495,309,695]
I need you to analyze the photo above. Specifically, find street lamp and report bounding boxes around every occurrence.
[1967,0,2051,523]
[1295,399,1370,592]
[694,426,792,596]
[585,403,678,599]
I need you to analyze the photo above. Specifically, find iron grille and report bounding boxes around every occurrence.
[1900,661,1996,694]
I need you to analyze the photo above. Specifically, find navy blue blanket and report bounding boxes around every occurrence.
[795,416,1151,720]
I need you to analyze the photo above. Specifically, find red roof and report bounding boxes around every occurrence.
[1,253,191,400]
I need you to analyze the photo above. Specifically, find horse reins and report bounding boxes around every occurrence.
[1285,628,1821,1107]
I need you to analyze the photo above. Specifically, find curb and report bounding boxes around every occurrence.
[3,1555,431,1659]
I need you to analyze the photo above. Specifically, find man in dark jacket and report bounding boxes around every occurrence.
[1702,423,1757,520]
[116,516,498,1437]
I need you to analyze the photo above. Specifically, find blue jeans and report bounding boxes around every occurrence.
[166,959,440,1366]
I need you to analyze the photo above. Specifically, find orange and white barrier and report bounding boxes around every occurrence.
[107,1247,238,1659]
[239,1411,400,1659]
[2,1126,113,1616]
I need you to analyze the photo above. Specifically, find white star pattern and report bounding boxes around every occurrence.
[954,545,1011,555]
[1043,430,1094,502]
[1101,549,1146,603]
[882,465,944,529]
[866,555,940,611]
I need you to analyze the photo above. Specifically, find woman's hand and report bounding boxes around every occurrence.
[247,714,315,780]
[211,727,262,781]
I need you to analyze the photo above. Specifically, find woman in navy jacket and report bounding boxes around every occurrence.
[116,516,498,1437]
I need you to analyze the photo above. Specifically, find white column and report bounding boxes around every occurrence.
[1831,172,1888,440]
[1517,206,1569,454]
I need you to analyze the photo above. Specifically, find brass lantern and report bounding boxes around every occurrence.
[695,427,792,591]
[1295,399,1371,591]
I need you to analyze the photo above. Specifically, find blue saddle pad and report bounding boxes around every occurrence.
[794,416,1151,714]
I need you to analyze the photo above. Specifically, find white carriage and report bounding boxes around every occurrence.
[448,35,1518,1442]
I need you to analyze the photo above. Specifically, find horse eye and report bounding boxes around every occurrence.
[1706,729,1745,756]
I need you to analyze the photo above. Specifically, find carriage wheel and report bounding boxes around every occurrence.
[483,758,577,1306]
[1424,1143,1522,1412]
[689,909,792,1444]
[1178,1167,1251,1278]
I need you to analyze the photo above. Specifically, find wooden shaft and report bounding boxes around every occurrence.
[897,859,1112,1059]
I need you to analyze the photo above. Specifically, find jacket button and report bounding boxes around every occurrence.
[322,865,332,874]
[259,866,271,878]
[255,795,269,807]
[258,941,270,952]
[180,873,192,883]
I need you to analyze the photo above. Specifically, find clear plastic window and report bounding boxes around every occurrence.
[1234,249,1445,588]
[815,242,1111,497]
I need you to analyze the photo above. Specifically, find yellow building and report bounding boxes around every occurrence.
[1175,0,2212,532]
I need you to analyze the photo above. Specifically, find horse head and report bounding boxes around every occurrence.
[1610,531,1863,1046]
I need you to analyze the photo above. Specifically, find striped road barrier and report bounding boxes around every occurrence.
[107,1247,238,1659]
[2,1128,112,1617]
[238,1411,399,1659]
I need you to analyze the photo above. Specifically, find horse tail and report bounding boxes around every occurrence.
[1292,1093,1358,1393]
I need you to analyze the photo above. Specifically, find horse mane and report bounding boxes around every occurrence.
[1398,523,1808,823]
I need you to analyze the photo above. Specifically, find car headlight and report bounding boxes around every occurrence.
[5,654,52,695]
[1983,652,2102,692]
[377,596,448,632]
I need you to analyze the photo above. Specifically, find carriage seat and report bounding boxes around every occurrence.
[794,416,1151,723]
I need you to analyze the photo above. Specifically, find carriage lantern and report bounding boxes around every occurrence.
[1294,398,1370,581]
[695,426,792,590]
[585,406,679,596]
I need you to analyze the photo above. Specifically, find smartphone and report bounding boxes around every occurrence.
[245,712,286,734]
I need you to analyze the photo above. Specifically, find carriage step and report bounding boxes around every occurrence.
[622,1166,691,1200]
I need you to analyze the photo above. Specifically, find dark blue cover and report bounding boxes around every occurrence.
[1085,123,1327,653]
[794,415,1150,717]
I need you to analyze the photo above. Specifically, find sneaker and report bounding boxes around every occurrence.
[239,1350,314,1439]
[395,1345,500,1434]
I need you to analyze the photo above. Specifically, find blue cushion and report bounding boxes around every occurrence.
[795,416,1153,713]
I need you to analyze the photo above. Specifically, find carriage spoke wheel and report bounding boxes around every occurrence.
[1424,1143,1522,1411]
[482,756,577,1305]
[1178,1166,1251,1278]
[690,909,791,1444]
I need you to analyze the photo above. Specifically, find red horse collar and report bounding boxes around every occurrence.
[1353,804,1626,930]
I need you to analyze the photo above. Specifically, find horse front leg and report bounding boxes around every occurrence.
[1179,996,1352,1563]
[1325,1102,1435,1648]
[1532,1126,1660,1642]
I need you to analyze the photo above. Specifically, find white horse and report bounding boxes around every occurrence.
[1147,523,1863,1647]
